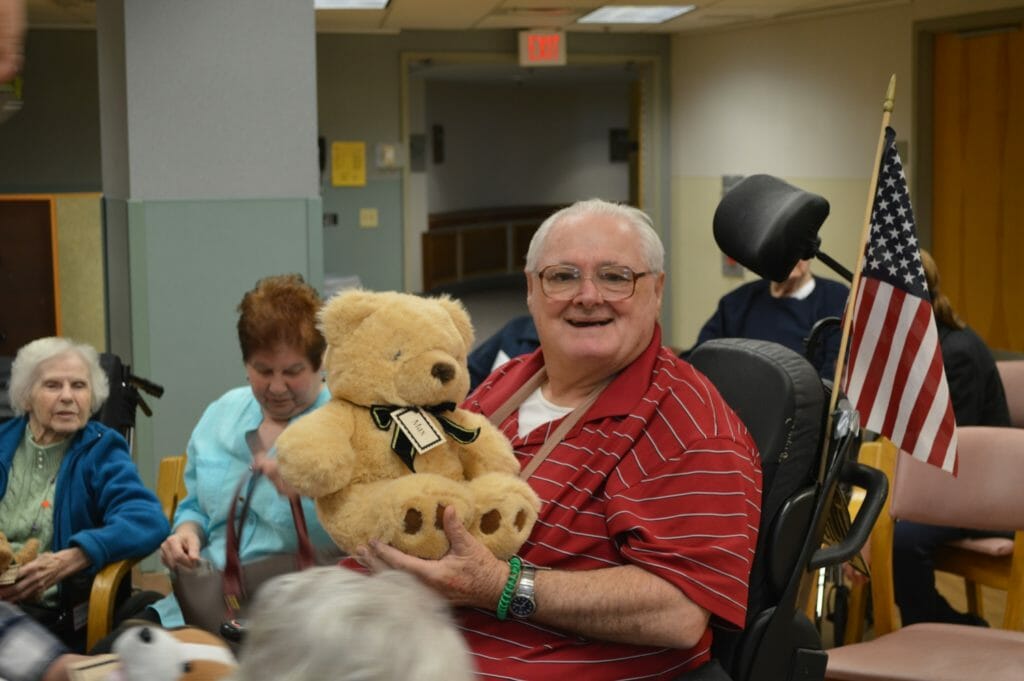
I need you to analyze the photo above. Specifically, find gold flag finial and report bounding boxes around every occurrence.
[883,74,896,112]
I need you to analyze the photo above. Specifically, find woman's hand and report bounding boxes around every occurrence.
[160,523,203,569]
[354,505,508,610]
[252,452,298,497]
[0,548,90,603]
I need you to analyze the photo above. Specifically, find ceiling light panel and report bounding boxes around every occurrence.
[315,0,389,9]
[578,5,696,24]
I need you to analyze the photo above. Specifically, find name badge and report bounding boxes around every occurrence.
[393,408,445,454]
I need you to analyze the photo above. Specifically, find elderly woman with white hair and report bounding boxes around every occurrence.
[0,337,168,650]
[229,567,474,681]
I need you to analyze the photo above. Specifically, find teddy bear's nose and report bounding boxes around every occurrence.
[431,362,456,384]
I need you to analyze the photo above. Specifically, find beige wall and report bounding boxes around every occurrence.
[669,5,913,348]
[666,0,1023,349]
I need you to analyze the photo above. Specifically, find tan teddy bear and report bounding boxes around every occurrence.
[0,532,40,584]
[276,289,539,560]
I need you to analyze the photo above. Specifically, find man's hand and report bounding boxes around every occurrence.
[0,0,25,83]
[355,505,508,610]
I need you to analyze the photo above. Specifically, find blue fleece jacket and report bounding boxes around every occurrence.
[0,416,169,575]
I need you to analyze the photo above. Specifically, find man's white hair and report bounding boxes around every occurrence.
[8,336,109,416]
[524,198,665,274]
[228,567,474,681]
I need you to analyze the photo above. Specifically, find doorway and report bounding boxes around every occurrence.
[917,10,1024,354]
[400,52,664,297]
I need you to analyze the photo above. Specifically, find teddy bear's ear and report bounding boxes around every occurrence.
[318,289,382,340]
[436,295,475,350]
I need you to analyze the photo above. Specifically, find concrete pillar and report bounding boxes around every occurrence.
[96,0,322,471]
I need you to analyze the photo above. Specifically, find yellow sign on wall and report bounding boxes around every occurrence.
[331,141,366,187]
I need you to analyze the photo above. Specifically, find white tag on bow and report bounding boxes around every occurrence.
[393,407,445,454]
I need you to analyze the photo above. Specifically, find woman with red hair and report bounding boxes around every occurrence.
[149,274,336,628]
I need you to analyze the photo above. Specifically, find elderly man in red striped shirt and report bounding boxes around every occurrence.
[357,198,762,680]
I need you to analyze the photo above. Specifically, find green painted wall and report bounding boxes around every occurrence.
[106,196,323,482]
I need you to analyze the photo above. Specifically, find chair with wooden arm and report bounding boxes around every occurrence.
[929,360,1024,629]
[825,427,1024,681]
[844,361,1024,639]
[84,454,187,650]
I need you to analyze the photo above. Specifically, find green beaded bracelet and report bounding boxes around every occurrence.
[496,556,523,621]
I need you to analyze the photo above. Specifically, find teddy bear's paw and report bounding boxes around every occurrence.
[17,538,40,565]
[402,503,447,535]
[476,507,532,535]
[386,488,474,560]
[468,474,541,560]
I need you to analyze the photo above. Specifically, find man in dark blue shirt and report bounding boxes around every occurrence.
[468,315,540,391]
[694,259,849,379]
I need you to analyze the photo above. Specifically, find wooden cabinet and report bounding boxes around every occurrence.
[0,196,59,355]
[421,205,558,292]
[0,194,105,355]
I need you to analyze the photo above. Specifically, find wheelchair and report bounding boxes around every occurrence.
[680,174,889,681]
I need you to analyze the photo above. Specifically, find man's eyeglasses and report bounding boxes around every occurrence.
[536,265,651,301]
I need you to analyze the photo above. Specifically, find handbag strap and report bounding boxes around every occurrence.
[487,367,606,481]
[222,469,316,615]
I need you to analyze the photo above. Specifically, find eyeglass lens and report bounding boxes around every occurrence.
[539,265,641,300]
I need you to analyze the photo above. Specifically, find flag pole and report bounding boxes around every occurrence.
[819,74,896,477]
[801,77,898,617]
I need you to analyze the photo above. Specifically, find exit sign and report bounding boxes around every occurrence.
[518,30,566,67]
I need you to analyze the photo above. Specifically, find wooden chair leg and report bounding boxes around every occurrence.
[963,579,985,620]
[844,581,867,644]
[1005,535,1024,631]
[803,568,822,622]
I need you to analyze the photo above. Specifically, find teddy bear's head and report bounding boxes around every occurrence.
[319,290,475,408]
[112,625,237,681]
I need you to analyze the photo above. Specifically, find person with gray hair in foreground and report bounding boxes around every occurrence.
[229,567,473,681]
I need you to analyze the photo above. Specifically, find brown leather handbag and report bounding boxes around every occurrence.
[171,470,326,640]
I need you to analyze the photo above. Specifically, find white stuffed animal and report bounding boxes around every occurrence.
[108,625,237,681]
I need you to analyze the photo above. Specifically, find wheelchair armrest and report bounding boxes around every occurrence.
[808,462,888,569]
[86,558,138,651]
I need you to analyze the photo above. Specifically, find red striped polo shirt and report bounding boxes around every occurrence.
[460,325,762,680]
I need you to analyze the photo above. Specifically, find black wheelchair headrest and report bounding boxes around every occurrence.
[713,174,830,282]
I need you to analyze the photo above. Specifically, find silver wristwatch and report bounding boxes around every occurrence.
[509,565,538,620]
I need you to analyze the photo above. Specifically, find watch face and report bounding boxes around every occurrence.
[509,595,536,619]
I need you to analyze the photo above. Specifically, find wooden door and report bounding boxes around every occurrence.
[0,197,59,355]
[931,28,1024,353]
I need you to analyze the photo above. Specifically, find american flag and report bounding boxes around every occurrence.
[843,127,958,473]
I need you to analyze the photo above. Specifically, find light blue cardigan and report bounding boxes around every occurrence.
[153,385,334,627]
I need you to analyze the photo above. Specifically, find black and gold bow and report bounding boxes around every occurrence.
[370,403,480,472]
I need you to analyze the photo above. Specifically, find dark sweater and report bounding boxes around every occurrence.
[938,322,1010,427]
[695,277,850,378]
